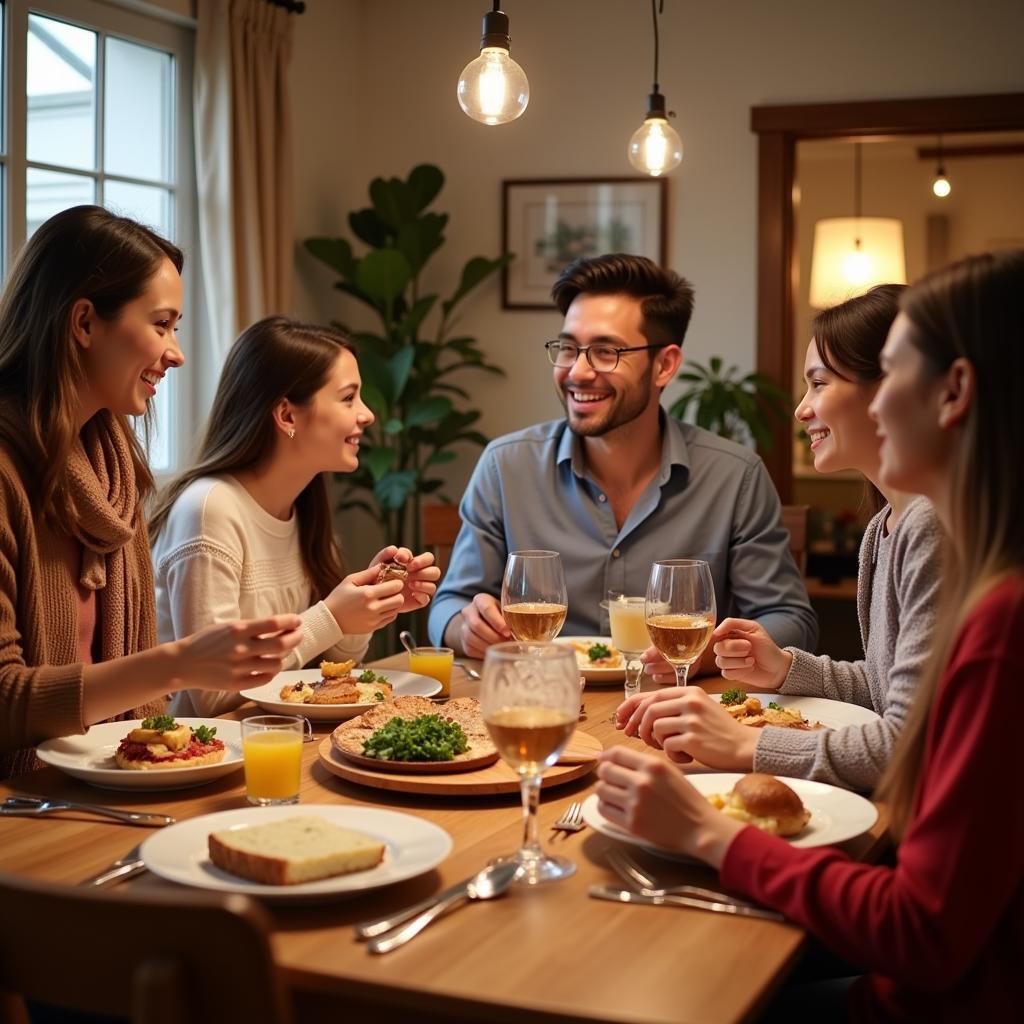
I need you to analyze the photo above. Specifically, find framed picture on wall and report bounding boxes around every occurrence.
[501,177,668,310]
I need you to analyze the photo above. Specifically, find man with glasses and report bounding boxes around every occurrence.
[428,253,816,668]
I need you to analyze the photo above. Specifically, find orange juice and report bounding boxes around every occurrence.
[242,731,302,804]
[409,647,454,697]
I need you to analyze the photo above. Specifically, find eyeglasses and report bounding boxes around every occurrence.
[544,339,670,373]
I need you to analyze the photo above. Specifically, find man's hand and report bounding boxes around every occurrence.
[447,594,512,658]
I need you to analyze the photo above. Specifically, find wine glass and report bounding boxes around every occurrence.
[600,591,647,702]
[481,642,580,884]
[501,550,568,642]
[645,560,716,688]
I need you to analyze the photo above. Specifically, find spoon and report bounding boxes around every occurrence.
[399,630,417,655]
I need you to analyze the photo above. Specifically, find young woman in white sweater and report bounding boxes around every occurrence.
[617,285,943,790]
[150,316,440,716]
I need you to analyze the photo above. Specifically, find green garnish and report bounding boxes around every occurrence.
[720,689,747,706]
[193,724,218,743]
[587,642,611,662]
[767,701,782,711]
[358,669,382,684]
[362,715,469,762]
[372,691,386,702]
[141,714,176,731]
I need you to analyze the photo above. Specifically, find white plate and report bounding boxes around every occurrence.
[555,636,626,683]
[582,774,878,857]
[140,804,452,903]
[36,719,244,792]
[241,669,442,721]
[710,692,881,729]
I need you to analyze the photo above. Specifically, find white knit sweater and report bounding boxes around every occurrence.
[152,475,370,716]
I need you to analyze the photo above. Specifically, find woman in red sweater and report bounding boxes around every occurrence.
[596,249,1024,1021]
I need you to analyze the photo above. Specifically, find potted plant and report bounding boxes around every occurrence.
[304,164,509,553]
[668,357,792,450]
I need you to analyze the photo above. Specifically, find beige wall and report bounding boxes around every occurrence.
[284,0,1024,556]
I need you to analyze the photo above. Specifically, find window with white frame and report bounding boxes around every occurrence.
[0,0,197,473]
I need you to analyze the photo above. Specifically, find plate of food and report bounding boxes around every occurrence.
[711,690,881,730]
[582,772,878,857]
[140,804,452,904]
[331,695,499,774]
[35,716,243,791]
[555,637,626,683]
[241,660,442,721]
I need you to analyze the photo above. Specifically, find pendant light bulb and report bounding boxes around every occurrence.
[932,167,951,198]
[628,93,683,176]
[457,5,529,126]
[843,244,874,286]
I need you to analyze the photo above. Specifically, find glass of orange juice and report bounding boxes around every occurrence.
[408,646,454,698]
[241,715,311,806]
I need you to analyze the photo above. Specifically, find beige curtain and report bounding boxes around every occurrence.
[194,0,294,364]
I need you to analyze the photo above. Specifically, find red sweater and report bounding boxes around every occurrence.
[721,576,1024,1021]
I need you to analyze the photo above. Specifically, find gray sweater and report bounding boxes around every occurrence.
[753,497,943,791]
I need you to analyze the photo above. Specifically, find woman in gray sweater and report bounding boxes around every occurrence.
[617,285,942,790]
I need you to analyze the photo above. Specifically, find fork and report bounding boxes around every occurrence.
[550,801,585,834]
[606,848,760,909]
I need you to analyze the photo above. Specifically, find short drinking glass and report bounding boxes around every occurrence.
[501,550,568,642]
[601,591,647,701]
[645,560,716,688]
[241,715,311,806]
[481,642,580,884]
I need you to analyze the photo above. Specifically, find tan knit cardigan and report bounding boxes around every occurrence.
[0,416,163,779]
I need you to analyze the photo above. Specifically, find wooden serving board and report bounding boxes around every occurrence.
[316,731,602,796]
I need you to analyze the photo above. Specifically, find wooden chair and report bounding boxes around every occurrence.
[0,873,293,1024]
[421,502,462,572]
[781,503,809,575]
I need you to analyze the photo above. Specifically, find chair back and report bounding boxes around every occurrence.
[781,504,809,574]
[0,873,292,1024]
[421,503,462,572]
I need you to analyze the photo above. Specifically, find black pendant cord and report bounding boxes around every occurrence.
[651,0,663,92]
[854,142,863,220]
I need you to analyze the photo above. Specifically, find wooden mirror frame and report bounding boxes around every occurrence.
[751,92,1024,501]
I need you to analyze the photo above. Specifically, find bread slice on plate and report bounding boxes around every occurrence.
[208,816,385,885]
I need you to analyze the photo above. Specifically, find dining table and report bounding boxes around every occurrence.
[0,657,891,1024]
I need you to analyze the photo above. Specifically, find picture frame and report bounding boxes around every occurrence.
[501,177,668,310]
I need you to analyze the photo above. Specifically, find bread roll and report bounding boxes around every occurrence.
[208,816,385,885]
[714,773,811,837]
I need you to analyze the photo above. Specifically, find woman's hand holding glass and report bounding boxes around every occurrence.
[596,746,744,867]
[712,617,794,688]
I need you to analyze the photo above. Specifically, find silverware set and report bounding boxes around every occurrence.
[591,848,785,922]
[0,796,174,828]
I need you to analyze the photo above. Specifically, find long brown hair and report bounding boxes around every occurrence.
[811,284,905,514]
[150,316,354,601]
[0,205,183,521]
[876,250,1024,835]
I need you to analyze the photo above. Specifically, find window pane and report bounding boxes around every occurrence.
[141,399,172,473]
[27,15,96,170]
[104,37,173,183]
[27,167,95,238]
[104,180,172,237]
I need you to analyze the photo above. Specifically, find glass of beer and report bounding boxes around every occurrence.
[645,560,716,688]
[481,641,580,884]
[501,550,568,642]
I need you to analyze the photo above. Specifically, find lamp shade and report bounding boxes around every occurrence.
[809,217,907,309]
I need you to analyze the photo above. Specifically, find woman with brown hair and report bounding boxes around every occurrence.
[596,250,1024,1019]
[0,206,301,779]
[150,315,440,717]
[617,285,943,791]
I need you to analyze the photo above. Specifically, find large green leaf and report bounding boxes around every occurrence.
[397,295,438,340]
[358,347,396,406]
[396,214,447,275]
[369,176,417,229]
[364,446,396,481]
[356,249,412,310]
[441,255,510,317]
[348,208,392,248]
[360,383,388,421]
[407,164,444,213]
[332,280,379,315]
[426,449,457,465]
[375,469,419,510]
[389,345,416,400]
[304,237,357,281]
[405,395,453,428]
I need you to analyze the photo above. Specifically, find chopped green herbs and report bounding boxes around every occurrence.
[358,669,383,684]
[720,689,747,706]
[362,715,469,762]
[767,701,782,711]
[192,724,218,743]
[372,691,386,702]
[141,714,176,731]
[587,642,611,661]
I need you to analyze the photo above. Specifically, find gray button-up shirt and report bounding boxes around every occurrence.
[428,415,817,651]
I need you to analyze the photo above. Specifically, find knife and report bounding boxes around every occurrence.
[588,884,786,922]
[354,873,480,939]
[79,844,147,888]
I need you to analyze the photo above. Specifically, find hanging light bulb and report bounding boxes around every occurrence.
[457,2,528,125]
[931,134,951,197]
[628,0,682,177]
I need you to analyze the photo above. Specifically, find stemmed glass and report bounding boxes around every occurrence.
[645,560,716,688]
[481,642,580,884]
[501,551,568,642]
[601,592,647,702]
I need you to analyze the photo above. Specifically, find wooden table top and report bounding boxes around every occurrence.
[0,660,890,1024]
